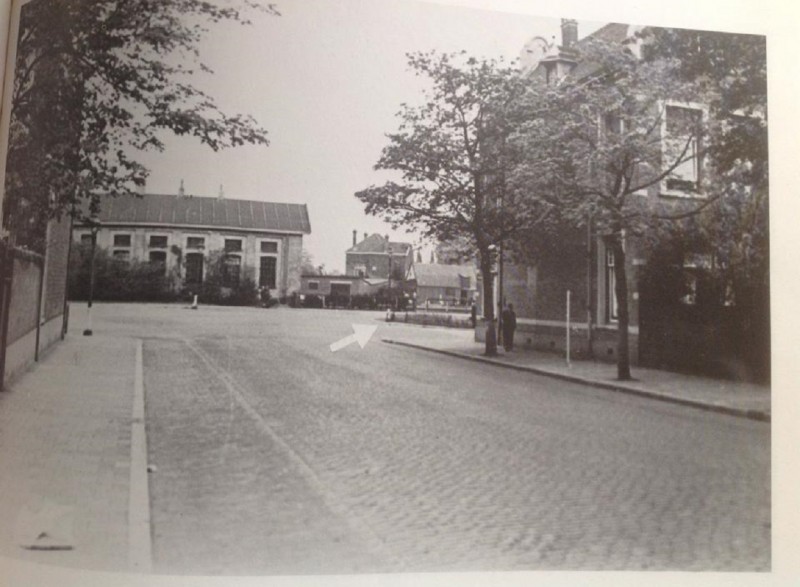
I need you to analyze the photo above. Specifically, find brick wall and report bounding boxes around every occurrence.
[44,216,71,320]
[7,253,42,345]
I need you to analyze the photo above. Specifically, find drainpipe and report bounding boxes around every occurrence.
[586,211,594,358]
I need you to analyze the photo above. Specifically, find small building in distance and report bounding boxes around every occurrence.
[73,193,311,298]
[346,231,413,282]
[298,274,387,307]
[407,263,477,307]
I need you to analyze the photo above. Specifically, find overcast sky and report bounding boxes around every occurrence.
[135,0,606,272]
[136,0,600,270]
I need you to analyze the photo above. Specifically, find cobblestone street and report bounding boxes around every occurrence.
[111,304,771,574]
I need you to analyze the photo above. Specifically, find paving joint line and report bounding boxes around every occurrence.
[382,339,770,423]
[128,338,153,573]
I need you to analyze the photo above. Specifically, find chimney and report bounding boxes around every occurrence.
[178,179,185,197]
[561,19,578,49]
[385,234,390,252]
[353,230,357,246]
[364,232,368,241]
[218,184,225,200]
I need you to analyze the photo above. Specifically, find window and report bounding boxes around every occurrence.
[149,250,167,273]
[605,112,624,135]
[224,239,243,253]
[113,234,131,247]
[259,256,277,289]
[185,253,204,285]
[222,255,241,287]
[149,235,168,248]
[260,241,278,254]
[80,234,93,246]
[308,280,319,291]
[605,248,618,322]
[187,237,205,250]
[664,104,704,194]
[354,264,366,277]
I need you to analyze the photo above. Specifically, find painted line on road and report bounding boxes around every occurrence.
[381,339,770,423]
[183,338,406,569]
[128,338,153,573]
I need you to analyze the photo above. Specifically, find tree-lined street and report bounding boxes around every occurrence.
[80,304,770,574]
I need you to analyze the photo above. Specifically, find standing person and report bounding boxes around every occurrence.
[470,302,477,329]
[501,303,517,352]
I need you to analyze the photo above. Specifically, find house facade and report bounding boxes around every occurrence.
[481,21,767,381]
[345,232,413,283]
[407,263,477,306]
[73,193,311,298]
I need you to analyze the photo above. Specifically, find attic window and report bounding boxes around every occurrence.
[225,238,243,253]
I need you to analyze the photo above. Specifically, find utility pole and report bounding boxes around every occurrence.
[83,224,98,336]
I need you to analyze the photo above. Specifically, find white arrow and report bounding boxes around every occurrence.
[329,324,378,352]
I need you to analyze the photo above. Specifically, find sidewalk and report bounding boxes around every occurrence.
[381,327,770,422]
[0,332,146,573]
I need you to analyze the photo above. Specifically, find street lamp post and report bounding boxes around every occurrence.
[83,224,98,336]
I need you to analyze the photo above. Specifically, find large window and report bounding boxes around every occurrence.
[259,256,277,289]
[185,253,204,285]
[149,250,167,274]
[113,233,132,262]
[664,104,704,194]
[222,255,241,287]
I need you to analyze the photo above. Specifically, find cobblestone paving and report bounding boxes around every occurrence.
[138,307,770,574]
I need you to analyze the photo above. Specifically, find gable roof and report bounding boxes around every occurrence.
[347,233,412,255]
[411,263,477,288]
[80,193,311,234]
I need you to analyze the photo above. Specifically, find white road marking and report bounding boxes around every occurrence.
[128,339,153,572]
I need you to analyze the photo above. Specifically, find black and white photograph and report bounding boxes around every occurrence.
[0,0,792,584]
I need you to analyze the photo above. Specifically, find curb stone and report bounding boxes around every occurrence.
[382,339,770,423]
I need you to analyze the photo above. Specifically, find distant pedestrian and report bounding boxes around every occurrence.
[501,303,516,352]
[470,302,477,329]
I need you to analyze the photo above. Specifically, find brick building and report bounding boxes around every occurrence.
[482,21,768,380]
[73,193,311,298]
[345,232,413,283]
[407,263,477,306]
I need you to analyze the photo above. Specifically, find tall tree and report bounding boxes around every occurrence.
[355,51,549,356]
[510,38,710,379]
[4,0,274,251]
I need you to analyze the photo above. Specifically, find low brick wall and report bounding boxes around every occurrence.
[399,311,473,329]
[475,318,640,364]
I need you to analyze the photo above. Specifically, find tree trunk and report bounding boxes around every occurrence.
[480,255,498,357]
[611,234,632,380]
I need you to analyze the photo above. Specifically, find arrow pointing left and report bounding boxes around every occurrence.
[329,324,378,352]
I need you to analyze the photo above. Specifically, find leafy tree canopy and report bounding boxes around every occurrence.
[4,0,275,249]
[355,50,551,354]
